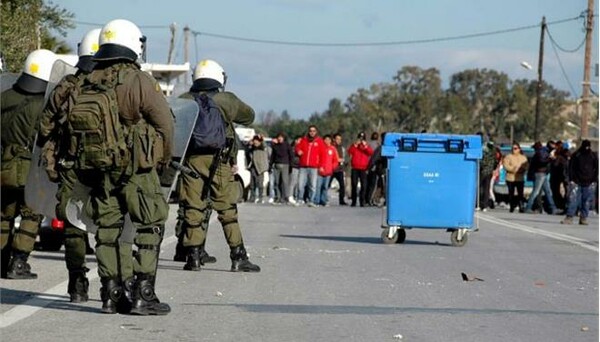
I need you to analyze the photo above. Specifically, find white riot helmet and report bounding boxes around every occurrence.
[16,49,58,93]
[78,28,101,57]
[192,59,227,91]
[94,19,146,62]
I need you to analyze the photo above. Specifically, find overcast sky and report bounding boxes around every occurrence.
[56,0,598,119]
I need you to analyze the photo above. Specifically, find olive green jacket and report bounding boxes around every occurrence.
[1,88,45,153]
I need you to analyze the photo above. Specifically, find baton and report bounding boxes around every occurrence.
[170,160,200,179]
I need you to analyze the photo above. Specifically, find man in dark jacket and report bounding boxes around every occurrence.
[270,132,294,204]
[561,140,598,225]
[524,141,559,214]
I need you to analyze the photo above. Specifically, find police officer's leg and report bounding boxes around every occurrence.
[125,171,170,316]
[92,176,132,314]
[174,193,216,264]
[8,194,42,280]
[173,202,186,262]
[56,169,90,302]
[1,187,18,278]
[180,155,211,271]
[212,162,260,273]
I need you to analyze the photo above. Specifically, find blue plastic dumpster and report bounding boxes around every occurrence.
[380,133,482,246]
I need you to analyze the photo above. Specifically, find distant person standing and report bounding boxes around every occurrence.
[331,133,348,205]
[366,132,383,206]
[295,125,324,207]
[561,140,598,225]
[314,135,339,206]
[549,141,570,211]
[288,136,302,204]
[270,132,294,204]
[478,140,499,211]
[524,141,559,214]
[502,142,529,213]
[347,132,373,207]
[366,132,388,207]
[249,135,269,203]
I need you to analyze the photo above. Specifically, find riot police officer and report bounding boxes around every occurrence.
[179,59,260,273]
[39,28,101,302]
[1,49,58,279]
[74,19,174,315]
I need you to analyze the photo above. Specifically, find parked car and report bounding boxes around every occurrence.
[493,145,535,204]
[13,216,65,251]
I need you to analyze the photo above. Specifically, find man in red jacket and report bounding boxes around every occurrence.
[315,135,339,206]
[294,125,324,207]
[348,132,374,207]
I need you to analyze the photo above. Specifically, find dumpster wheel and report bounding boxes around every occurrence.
[450,229,468,247]
[381,228,406,244]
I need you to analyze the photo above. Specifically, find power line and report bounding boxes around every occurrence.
[72,20,168,29]
[74,15,584,48]
[545,12,587,53]
[190,15,584,47]
[546,26,578,98]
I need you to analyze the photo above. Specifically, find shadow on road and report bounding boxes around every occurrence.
[30,254,97,263]
[280,234,381,244]
[185,302,598,317]
[0,288,99,313]
[280,234,452,246]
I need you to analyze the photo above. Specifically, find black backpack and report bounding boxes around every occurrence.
[191,93,227,150]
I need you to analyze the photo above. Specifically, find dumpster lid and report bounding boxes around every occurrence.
[382,133,482,159]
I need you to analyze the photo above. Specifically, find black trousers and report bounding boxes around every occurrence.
[507,181,525,211]
[479,173,492,209]
[350,169,368,206]
[331,170,346,204]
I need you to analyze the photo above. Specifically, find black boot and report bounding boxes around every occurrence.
[6,251,37,279]
[199,244,217,264]
[183,246,202,271]
[173,237,186,262]
[100,278,123,314]
[68,269,89,303]
[1,247,11,278]
[230,245,260,273]
[130,274,171,316]
[119,277,134,314]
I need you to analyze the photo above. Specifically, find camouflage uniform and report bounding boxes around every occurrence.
[179,90,260,272]
[40,66,100,301]
[74,61,173,313]
[0,86,45,279]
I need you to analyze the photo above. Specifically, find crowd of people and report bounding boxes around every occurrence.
[244,126,388,208]
[478,137,598,225]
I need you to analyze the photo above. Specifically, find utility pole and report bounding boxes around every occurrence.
[183,25,190,65]
[534,16,546,142]
[167,23,176,64]
[580,0,595,141]
[183,25,190,86]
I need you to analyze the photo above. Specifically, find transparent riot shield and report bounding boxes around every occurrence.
[44,60,77,105]
[24,60,77,219]
[0,72,18,93]
[63,97,199,241]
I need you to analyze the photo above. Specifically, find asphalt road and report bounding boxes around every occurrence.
[1,200,598,342]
